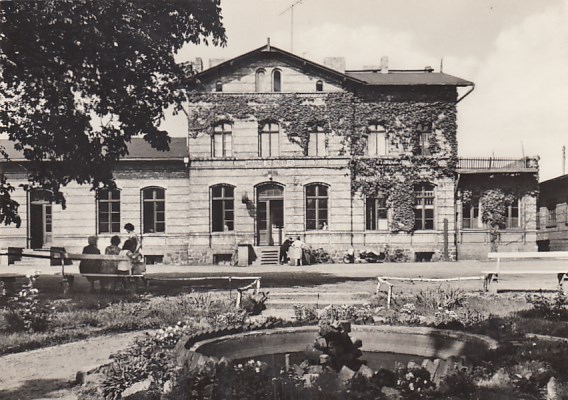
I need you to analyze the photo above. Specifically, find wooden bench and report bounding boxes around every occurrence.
[483,251,568,293]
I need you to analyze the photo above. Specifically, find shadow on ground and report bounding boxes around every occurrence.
[0,378,73,400]
[34,272,373,297]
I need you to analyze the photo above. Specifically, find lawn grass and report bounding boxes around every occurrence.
[0,291,238,355]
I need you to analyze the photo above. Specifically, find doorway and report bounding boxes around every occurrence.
[257,184,284,246]
[29,190,52,249]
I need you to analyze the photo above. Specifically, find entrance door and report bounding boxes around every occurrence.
[257,184,284,246]
[29,190,52,249]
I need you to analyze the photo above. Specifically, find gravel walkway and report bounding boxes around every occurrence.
[0,331,147,400]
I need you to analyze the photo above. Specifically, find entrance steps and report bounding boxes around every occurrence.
[257,247,280,266]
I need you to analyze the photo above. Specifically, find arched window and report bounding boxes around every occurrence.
[212,122,232,157]
[272,69,281,92]
[215,80,223,92]
[259,122,280,158]
[414,183,434,230]
[305,184,329,230]
[255,69,266,92]
[97,188,121,233]
[366,194,388,230]
[211,185,234,232]
[316,80,323,92]
[366,124,387,156]
[307,125,327,156]
[141,187,165,233]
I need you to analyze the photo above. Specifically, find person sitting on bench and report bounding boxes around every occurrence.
[79,236,101,293]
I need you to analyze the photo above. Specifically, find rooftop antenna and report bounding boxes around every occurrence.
[520,141,525,158]
[440,58,444,73]
[279,0,305,53]
[563,145,566,175]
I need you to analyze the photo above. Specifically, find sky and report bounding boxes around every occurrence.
[167,0,568,181]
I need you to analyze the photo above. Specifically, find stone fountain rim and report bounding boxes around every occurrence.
[189,324,499,353]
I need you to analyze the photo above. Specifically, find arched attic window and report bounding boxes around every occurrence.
[215,80,223,92]
[316,80,323,92]
[272,69,282,92]
[255,68,266,92]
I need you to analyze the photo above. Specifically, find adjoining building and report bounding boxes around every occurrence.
[537,174,568,251]
[0,43,539,264]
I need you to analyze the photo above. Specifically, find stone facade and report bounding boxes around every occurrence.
[0,44,540,263]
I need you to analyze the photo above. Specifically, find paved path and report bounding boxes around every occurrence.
[0,331,146,400]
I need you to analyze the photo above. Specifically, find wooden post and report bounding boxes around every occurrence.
[255,278,261,294]
[387,285,393,309]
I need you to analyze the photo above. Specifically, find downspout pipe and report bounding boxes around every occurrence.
[456,83,475,104]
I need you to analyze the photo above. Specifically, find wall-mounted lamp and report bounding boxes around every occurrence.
[242,191,249,204]
[183,156,189,166]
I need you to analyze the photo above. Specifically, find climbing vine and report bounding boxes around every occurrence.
[460,174,539,251]
[187,92,458,233]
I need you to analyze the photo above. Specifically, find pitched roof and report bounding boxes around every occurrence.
[192,43,473,87]
[0,138,187,161]
[192,44,364,87]
[345,70,473,87]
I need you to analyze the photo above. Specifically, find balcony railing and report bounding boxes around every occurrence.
[458,157,539,173]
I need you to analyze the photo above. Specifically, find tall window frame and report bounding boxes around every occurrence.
[141,187,166,234]
[305,183,329,231]
[97,188,121,234]
[366,124,388,156]
[417,123,432,156]
[211,184,235,232]
[212,122,233,158]
[272,69,282,92]
[259,122,280,158]
[462,199,481,229]
[366,194,388,230]
[414,183,435,230]
[505,199,520,229]
[307,125,328,157]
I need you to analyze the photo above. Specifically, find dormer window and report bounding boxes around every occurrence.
[272,69,281,92]
[215,80,223,92]
[316,80,323,92]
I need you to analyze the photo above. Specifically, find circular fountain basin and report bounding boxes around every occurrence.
[189,325,497,364]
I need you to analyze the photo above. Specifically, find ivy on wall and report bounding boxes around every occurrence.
[186,92,458,233]
[460,174,539,250]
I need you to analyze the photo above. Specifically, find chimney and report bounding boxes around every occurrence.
[208,58,226,68]
[193,57,203,73]
[323,57,346,73]
[380,56,389,74]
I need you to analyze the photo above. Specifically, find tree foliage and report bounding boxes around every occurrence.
[0,0,226,225]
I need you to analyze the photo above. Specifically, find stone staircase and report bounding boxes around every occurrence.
[257,247,280,266]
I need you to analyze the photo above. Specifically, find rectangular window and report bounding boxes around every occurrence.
[259,122,279,158]
[462,201,480,229]
[308,126,327,156]
[417,124,432,156]
[366,196,388,230]
[142,188,165,233]
[366,125,387,156]
[212,186,234,232]
[213,123,232,157]
[98,189,121,233]
[505,199,520,229]
[547,205,557,227]
[414,184,435,230]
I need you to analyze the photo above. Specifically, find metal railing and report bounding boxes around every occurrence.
[458,157,538,171]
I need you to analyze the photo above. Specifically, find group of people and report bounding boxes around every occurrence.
[279,236,306,266]
[79,223,145,292]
